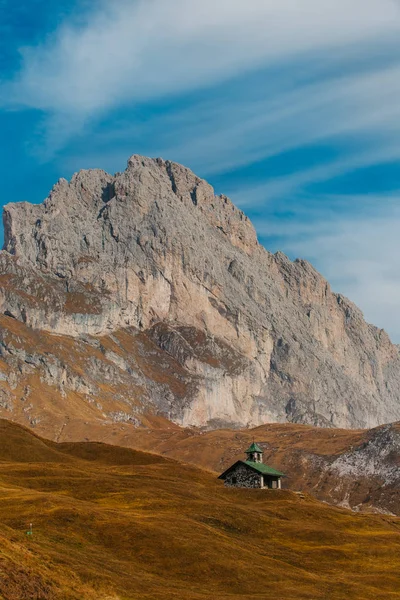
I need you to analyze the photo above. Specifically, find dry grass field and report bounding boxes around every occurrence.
[57,419,400,515]
[0,419,399,600]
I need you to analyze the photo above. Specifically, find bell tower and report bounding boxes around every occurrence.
[245,441,263,463]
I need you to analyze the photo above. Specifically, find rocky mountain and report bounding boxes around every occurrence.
[0,154,400,433]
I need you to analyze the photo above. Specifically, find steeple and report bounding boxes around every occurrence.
[245,441,263,463]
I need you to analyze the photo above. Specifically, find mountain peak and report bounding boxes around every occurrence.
[0,154,399,432]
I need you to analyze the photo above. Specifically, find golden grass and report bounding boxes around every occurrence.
[71,421,364,474]
[0,419,399,599]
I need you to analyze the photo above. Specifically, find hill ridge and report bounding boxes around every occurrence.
[0,417,399,600]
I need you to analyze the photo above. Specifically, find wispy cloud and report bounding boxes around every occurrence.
[56,56,400,182]
[2,0,400,149]
[167,62,400,177]
[228,143,400,207]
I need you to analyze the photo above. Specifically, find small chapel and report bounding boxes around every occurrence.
[218,442,284,489]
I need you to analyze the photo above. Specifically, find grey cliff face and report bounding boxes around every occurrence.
[1,154,400,430]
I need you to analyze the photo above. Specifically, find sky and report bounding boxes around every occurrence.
[1,0,400,340]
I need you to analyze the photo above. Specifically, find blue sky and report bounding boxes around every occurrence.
[2,0,400,339]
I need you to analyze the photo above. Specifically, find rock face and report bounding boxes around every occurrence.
[1,154,400,431]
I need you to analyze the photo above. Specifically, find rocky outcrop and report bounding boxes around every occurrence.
[1,155,400,430]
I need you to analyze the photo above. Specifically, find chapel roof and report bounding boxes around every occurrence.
[244,460,285,477]
[218,460,285,479]
[245,442,263,454]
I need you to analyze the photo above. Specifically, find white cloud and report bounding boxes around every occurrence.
[167,62,400,177]
[56,56,400,180]
[228,143,400,206]
[4,0,400,119]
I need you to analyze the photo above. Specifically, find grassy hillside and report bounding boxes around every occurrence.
[0,419,399,600]
[55,419,400,515]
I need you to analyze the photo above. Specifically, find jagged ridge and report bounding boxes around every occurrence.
[0,155,399,430]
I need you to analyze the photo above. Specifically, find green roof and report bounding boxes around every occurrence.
[245,442,263,454]
[245,461,285,477]
[218,460,285,480]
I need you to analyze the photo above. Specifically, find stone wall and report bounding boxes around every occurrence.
[224,463,262,488]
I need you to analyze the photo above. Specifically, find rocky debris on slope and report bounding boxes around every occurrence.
[0,155,399,430]
[265,422,400,516]
[327,423,400,513]
[241,423,400,515]
[331,423,400,484]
